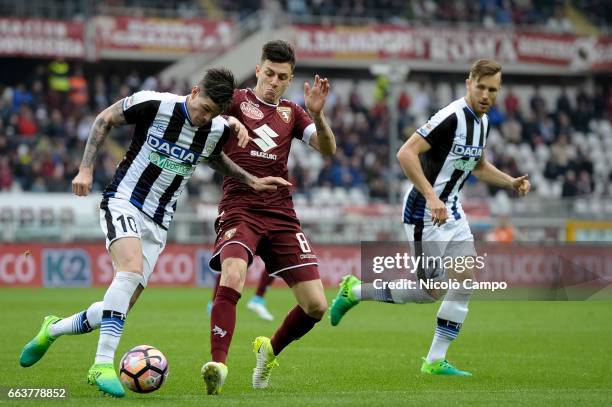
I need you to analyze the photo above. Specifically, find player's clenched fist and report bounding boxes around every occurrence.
[512,174,531,197]
[71,167,93,196]
[249,176,292,192]
[427,196,447,227]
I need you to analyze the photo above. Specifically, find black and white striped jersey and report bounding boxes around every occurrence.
[102,91,230,229]
[403,97,489,225]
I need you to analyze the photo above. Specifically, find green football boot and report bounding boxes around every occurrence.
[252,336,278,389]
[87,363,125,397]
[420,358,472,376]
[329,275,361,326]
[19,315,61,367]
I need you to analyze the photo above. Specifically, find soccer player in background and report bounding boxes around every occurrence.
[19,68,289,398]
[202,40,336,394]
[330,60,531,376]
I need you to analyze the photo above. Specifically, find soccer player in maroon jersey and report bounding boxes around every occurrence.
[201,40,336,394]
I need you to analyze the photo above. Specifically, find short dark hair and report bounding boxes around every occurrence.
[198,67,236,112]
[469,59,502,82]
[261,40,296,71]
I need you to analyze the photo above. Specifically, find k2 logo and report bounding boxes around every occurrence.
[252,124,280,152]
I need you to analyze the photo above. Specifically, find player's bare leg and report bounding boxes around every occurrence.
[253,276,326,389]
[88,237,145,397]
[204,244,248,395]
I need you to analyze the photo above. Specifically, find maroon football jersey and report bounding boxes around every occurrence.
[219,88,315,212]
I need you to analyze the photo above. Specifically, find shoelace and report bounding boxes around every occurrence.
[258,359,278,380]
[255,348,278,379]
[439,360,452,369]
[89,370,102,383]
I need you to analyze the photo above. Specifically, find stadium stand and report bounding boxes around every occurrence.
[1,66,610,204]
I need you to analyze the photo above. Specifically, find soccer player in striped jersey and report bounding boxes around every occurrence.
[330,60,531,376]
[18,68,289,397]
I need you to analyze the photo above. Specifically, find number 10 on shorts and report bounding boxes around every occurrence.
[117,215,138,233]
[296,233,311,253]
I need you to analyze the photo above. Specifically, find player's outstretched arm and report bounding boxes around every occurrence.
[72,99,128,196]
[473,151,531,196]
[304,75,336,156]
[397,133,447,226]
[225,115,252,148]
[204,152,291,192]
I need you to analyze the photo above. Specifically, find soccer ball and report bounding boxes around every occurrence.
[119,345,169,393]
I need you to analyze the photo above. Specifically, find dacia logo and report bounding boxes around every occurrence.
[452,144,482,158]
[147,134,197,164]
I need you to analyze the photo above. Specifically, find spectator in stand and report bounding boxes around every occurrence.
[501,111,522,144]
[576,170,593,196]
[530,85,547,117]
[0,156,13,190]
[0,59,607,202]
[504,86,520,117]
[68,67,89,110]
[574,88,593,131]
[562,169,579,197]
[17,106,38,138]
[486,215,516,243]
[556,112,574,137]
[12,84,34,113]
[556,87,572,115]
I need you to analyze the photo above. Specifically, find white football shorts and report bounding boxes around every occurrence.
[99,197,167,287]
[403,216,477,280]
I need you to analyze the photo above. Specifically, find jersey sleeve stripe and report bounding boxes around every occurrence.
[302,123,316,144]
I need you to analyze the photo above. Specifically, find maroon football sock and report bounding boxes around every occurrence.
[270,305,320,356]
[211,274,221,301]
[210,285,241,363]
[255,272,274,297]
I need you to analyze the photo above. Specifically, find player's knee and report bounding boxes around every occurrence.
[221,270,244,289]
[448,259,476,282]
[304,298,327,320]
[115,259,144,274]
[220,260,246,290]
[422,285,445,301]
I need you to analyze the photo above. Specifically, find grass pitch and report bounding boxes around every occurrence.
[1,287,611,406]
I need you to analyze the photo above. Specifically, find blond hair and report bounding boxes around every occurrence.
[469,59,502,81]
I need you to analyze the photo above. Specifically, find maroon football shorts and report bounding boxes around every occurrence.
[209,207,319,285]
